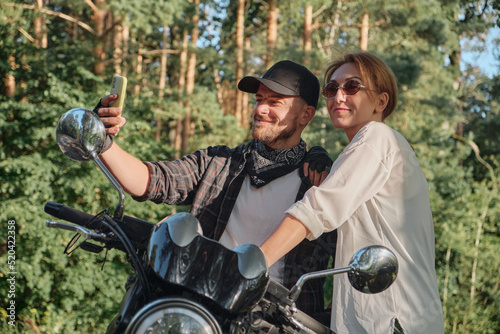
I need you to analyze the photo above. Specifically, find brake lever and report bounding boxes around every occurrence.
[46,220,112,241]
[80,241,104,253]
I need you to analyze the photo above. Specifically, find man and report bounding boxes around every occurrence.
[94,60,336,322]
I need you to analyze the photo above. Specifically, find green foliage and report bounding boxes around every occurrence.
[111,0,186,34]
[188,86,247,148]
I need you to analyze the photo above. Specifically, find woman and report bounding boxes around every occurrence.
[260,52,444,333]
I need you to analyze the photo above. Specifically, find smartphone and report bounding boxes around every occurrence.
[108,75,127,113]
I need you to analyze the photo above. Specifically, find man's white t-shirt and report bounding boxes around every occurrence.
[287,122,444,334]
[220,170,301,283]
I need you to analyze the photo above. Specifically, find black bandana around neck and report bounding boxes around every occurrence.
[245,139,306,188]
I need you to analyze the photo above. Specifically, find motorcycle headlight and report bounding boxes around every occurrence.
[126,298,221,334]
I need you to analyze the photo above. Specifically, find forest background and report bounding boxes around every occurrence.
[0,0,499,333]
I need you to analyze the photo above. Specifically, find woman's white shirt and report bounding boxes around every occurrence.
[286,121,444,333]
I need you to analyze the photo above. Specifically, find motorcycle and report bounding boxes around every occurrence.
[45,108,399,334]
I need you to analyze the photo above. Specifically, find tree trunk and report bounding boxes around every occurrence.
[182,0,200,153]
[4,55,16,97]
[34,0,47,48]
[122,18,130,77]
[235,0,245,126]
[178,23,189,90]
[465,140,498,318]
[214,68,224,106]
[323,1,342,61]
[105,11,113,56]
[360,12,369,51]
[265,0,278,68]
[303,5,313,64]
[242,36,251,128]
[133,42,144,106]
[442,246,451,328]
[175,24,189,155]
[112,16,124,75]
[156,25,169,142]
[450,45,463,140]
[72,21,79,41]
[91,0,109,74]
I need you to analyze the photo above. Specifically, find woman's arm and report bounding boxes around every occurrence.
[260,214,310,266]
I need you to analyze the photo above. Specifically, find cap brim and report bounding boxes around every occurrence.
[238,76,298,96]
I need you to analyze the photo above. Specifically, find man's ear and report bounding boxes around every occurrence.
[300,105,316,126]
[374,92,389,114]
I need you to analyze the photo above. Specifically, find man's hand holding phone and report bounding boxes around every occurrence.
[97,94,127,136]
[94,76,127,136]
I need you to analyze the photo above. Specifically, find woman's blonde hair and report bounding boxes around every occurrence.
[324,52,398,120]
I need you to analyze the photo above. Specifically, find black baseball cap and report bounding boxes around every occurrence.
[238,60,320,109]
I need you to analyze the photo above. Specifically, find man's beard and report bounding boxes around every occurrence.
[252,118,298,147]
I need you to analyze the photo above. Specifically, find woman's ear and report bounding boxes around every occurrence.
[374,92,389,114]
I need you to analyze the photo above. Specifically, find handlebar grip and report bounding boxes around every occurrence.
[292,309,332,334]
[44,202,95,227]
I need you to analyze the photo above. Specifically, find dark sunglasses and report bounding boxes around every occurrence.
[321,80,368,98]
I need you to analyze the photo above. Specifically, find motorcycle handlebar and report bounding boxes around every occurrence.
[45,202,97,228]
[292,310,332,334]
